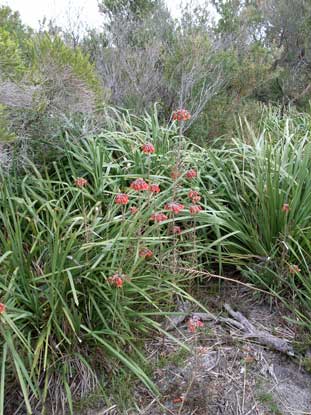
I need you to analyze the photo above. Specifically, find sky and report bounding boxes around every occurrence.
[0,0,208,30]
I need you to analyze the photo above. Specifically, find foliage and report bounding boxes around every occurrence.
[0,28,26,79]
[99,0,160,19]
[0,108,222,413]
[198,108,311,326]
[0,29,103,171]
[0,105,15,143]
[212,0,311,108]
[27,34,101,94]
[0,5,32,56]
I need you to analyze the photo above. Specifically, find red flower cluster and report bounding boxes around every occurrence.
[282,203,289,213]
[75,177,88,188]
[164,202,184,214]
[108,273,126,288]
[149,184,160,193]
[141,142,155,154]
[172,109,191,121]
[139,247,153,258]
[188,190,201,203]
[189,204,202,215]
[130,206,138,214]
[187,316,204,333]
[115,193,129,205]
[186,169,197,179]
[130,178,149,191]
[0,303,6,314]
[150,212,168,223]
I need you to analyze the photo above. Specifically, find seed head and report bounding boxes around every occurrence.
[187,316,204,333]
[289,264,301,274]
[188,190,201,203]
[172,225,182,235]
[108,273,125,288]
[130,206,139,214]
[282,203,289,213]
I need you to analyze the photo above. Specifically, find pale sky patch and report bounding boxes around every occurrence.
[0,0,209,30]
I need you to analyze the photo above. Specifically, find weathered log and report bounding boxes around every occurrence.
[223,303,295,356]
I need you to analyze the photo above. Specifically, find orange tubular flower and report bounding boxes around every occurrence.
[115,193,129,205]
[149,184,160,193]
[0,303,6,314]
[282,203,289,213]
[139,248,153,259]
[164,202,184,214]
[150,212,168,223]
[188,190,201,203]
[172,109,191,121]
[74,177,88,188]
[108,273,125,288]
[189,204,202,215]
[141,142,155,154]
[186,169,197,179]
[187,317,204,333]
[130,178,149,191]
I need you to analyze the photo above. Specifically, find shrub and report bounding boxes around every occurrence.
[0,28,25,79]
[0,33,104,172]
[27,34,101,95]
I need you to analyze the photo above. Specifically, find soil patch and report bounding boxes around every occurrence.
[86,283,311,415]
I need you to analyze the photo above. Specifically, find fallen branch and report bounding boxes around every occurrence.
[223,304,295,356]
[167,306,295,356]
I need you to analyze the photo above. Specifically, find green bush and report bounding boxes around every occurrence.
[27,34,101,95]
[0,33,104,172]
[0,28,25,79]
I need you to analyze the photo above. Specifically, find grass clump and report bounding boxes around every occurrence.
[0,107,222,414]
[198,108,311,335]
